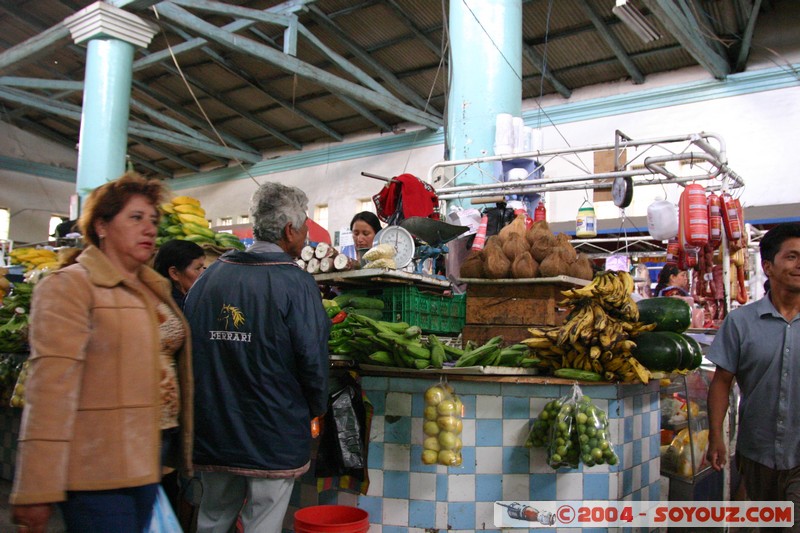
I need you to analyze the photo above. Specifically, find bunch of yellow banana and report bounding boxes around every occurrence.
[522,270,655,383]
[157,195,245,251]
[8,248,59,272]
[0,267,9,298]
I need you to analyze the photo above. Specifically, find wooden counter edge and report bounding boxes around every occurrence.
[355,368,644,386]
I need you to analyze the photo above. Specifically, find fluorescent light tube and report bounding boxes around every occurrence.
[612,0,662,43]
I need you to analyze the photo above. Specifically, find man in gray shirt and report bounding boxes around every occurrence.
[707,222,800,529]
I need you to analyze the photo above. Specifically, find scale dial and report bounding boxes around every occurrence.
[374,226,415,268]
[612,176,634,208]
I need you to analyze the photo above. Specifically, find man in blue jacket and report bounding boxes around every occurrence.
[184,182,330,533]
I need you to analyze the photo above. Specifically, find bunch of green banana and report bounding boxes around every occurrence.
[454,338,541,368]
[522,270,655,383]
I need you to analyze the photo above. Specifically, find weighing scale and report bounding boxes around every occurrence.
[374,217,469,275]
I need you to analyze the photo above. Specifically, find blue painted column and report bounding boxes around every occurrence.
[64,3,156,206]
[447,0,522,202]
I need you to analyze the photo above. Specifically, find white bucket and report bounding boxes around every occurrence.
[647,198,679,240]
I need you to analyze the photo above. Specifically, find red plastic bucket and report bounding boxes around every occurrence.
[294,505,369,533]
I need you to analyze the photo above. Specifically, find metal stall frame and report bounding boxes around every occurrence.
[428,130,746,312]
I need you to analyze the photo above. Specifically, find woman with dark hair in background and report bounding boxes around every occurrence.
[350,211,382,250]
[654,263,690,297]
[154,239,206,309]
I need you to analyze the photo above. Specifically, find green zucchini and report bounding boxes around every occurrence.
[681,334,704,370]
[553,368,603,382]
[632,331,690,371]
[346,296,385,310]
[636,297,692,333]
[345,308,384,321]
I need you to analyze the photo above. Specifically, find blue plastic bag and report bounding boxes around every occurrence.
[146,486,183,533]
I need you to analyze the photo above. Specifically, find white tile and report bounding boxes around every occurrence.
[633,414,643,440]
[448,473,476,501]
[623,493,633,502]
[530,447,553,474]
[435,501,448,529]
[650,458,661,485]
[556,472,584,500]
[502,474,530,500]
[623,397,633,418]
[409,472,437,501]
[475,446,503,474]
[624,442,634,470]
[410,416,423,443]
[385,392,412,417]
[477,395,503,418]
[383,443,410,471]
[475,502,496,531]
[502,418,529,447]
[651,411,660,435]
[607,418,622,443]
[370,415,385,442]
[461,418,476,447]
[609,474,620,500]
[632,464,642,491]
[587,458,610,473]
[368,523,382,533]
[367,468,384,496]
[382,497,409,526]
[592,399,609,414]
[530,396,550,418]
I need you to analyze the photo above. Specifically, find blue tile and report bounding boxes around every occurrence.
[632,488,642,501]
[623,469,633,496]
[383,470,409,499]
[476,473,503,501]
[368,441,384,469]
[649,481,661,501]
[503,396,530,419]
[608,399,623,418]
[459,394,476,419]
[449,381,502,396]
[361,376,388,392]
[503,446,529,474]
[382,527,407,533]
[632,439,642,466]
[449,502,476,529]
[530,473,557,501]
[650,435,661,458]
[436,473,448,500]
[364,390,386,413]
[411,391,426,417]
[476,419,503,446]
[357,495,383,524]
[409,500,436,528]
[641,411,651,437]
[633,393,643,412]
[580,384,618,399]
[640,460,649,488]
[457,445,476,474]
[624,417,633,442]
[383,415,411,444]
[583,473,610,500]
[410,444,437,473]
[581,529,608,533]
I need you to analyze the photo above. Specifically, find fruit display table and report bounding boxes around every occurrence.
[285,372,662,532]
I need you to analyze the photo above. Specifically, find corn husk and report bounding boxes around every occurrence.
[568,253,594,280]
[459,250,485,279]
[502,233,529,261]
[511,251,538,279]
[484,244,511,279]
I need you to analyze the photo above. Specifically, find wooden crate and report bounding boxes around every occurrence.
[461,277,585,346]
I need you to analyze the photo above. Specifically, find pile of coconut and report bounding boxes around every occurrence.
[459,216,594,280]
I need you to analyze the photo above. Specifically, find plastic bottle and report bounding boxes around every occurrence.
[471,215,489,251]
[575,201,597,238]
[647,197,678,240]
[534,200,547,222]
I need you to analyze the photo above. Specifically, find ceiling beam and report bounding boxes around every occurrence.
[735,0,762,72]
[134,0,313,71]
[155,2,442,130]
[384,0,442,59]
[165,20,344,141]
[642,0,730,79]
[521,43,572,98]
[578,0,644,84]
[128,134,201,172]
[337,95,393,132]
[0,22,70,73]
[304,4,441,117]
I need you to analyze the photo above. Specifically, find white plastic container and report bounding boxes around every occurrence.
[647,198,679,240]
[576,201,597,238]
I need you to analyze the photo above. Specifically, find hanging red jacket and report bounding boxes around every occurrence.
[373,173,439,222]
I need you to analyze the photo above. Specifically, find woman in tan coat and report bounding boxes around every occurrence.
[10,172,193,533]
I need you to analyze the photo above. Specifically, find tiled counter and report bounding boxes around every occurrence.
[286,374,661,533]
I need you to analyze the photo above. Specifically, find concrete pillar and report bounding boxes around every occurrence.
[64,2,156,206]
[446,0,522,204]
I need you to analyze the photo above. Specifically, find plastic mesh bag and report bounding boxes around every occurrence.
[421,379,463,467]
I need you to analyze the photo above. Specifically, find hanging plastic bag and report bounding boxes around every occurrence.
[421,379,464,467]
[315,372,369,477]
[146,486,182,533]
[546,385,581,469]
[575,393,619,468]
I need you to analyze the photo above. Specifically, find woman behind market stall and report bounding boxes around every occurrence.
[653,263,690,297]
[10,172,194,533]
[154,239,206,309]
[350,211,382,251]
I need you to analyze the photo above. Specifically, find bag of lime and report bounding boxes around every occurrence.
[526,383,619,469]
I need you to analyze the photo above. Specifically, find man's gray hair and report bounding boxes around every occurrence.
[250,182,308,243]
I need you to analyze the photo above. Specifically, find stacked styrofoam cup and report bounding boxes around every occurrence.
[530,128,543,152]
[512,117,525,153]
[494,113,514,155]
[522,126,532,153]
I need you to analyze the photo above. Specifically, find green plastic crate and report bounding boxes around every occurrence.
[341,285,466,335]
